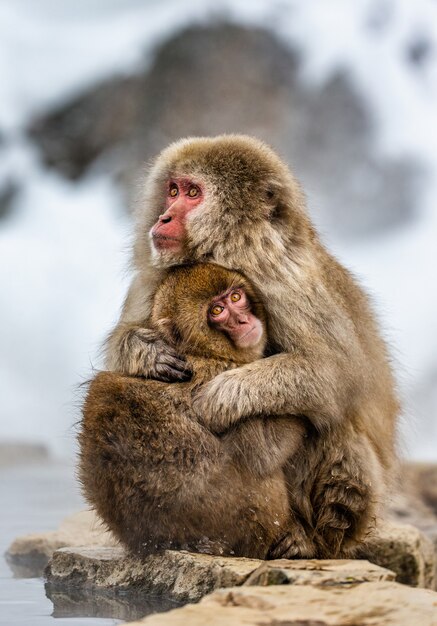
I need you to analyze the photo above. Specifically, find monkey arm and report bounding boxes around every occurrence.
[105,324,191,382]
[193,345,363,433]
[221,416,307,478]
[104,275,192,382]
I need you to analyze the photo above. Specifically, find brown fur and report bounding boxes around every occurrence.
[80,264,306,558]
[104,135,399,557]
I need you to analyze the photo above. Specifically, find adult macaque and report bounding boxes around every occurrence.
[80,264,306,558]
[104,135,399,556]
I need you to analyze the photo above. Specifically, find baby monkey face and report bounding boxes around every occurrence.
[208,288,264,349]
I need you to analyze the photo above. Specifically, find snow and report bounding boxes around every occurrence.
[0,143,130,450]
[0,0,436,458]
[337,190,437,459]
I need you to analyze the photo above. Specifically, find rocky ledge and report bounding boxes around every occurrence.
[44,541,437,626]
[6,506,437,625]
[46,548,395,604]
[127,581,437,626]
[7,509,435,590]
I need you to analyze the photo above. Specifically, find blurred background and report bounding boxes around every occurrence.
[0,0,436,462]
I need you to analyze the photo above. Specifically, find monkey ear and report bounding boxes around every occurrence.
[264,181,283,221]
[155,318,179,346]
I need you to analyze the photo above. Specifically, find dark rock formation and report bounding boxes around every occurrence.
[28,22,420,238]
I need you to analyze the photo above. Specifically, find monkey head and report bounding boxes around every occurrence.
[140,135,311,269]
[208,283,263,350]
[150,264,267,363]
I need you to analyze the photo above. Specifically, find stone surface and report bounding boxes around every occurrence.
[10,507,435,590]
[46,546,400,612]
[28,22,419,238]
[40,518,437,624]
[0,180,18,222]
[6,510,115,577]
[363,520,436,589]
[46,547,262,603]
[126,582,437,626]
[389,464,437,589]
[403,462,437,518]
[244,558,395,587]
[46,547,396,604]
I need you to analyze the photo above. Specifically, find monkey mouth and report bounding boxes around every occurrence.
[240,326,256,340]
[152,234,180,242]
[234,325,261,347]
[152,234,182,250]
[229,326,255,339]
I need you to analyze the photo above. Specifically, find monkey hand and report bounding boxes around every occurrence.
[121,328,192,382]
[192,366,258,432]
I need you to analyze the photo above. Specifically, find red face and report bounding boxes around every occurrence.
[208,288,263,349]
[150,178,203,253]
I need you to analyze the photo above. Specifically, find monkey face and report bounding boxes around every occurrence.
[208,287,264,349]
[144,135,308,269]
[150,177,204,254]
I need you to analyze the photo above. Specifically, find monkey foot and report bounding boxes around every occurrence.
[268,531,315,560]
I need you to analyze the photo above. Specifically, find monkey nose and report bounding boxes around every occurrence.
[237,315,249,324]
[161,215,172,224]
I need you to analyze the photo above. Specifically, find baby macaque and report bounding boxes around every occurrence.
[79,264,306,558]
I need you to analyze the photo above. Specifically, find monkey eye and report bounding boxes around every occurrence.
[230,292,241,302]
[210,304,224,317]
[169,184,178,197]
[188,186,199,198]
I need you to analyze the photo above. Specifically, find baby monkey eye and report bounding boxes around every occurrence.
[230,292,241,302]
[169,184,178,197]
[188,186,199,198]
[210,304,224,317]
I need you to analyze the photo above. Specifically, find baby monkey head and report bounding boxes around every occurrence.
[151,264,267,363]
[207,283,263,350]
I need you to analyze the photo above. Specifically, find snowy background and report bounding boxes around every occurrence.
[0,0,436,460]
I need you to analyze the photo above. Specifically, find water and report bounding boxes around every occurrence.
[0,456,179,625]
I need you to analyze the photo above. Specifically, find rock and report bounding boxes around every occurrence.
[46,547,263,603]
[6,510,115,577]
[10,505,435,589]
[388,463,437,590]
[0,180,18,221]
[389,463,437,530]
[362,520,436,589]
[46,547,394,601]
[403,462,437,518]
[244,558,395,587]
[28,22,420,238]
[125,582,437,626]
[28,75,141,181]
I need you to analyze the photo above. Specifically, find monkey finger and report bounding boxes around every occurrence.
[269,530,315,560]
[157,343,187,362]
[268,533,296,559]
[158,354,192,374]
[155,363,192,382]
